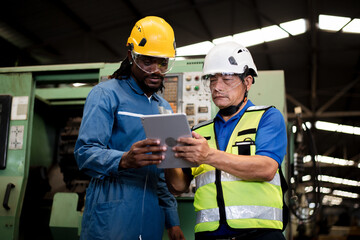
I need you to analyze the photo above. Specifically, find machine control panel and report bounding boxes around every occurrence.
[162,72,212,128]
[181,72,212,128]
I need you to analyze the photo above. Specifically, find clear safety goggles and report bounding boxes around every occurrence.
[131,51,175,74]
[202,73,242,93]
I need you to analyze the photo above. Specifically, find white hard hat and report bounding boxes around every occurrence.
[202,41,258,77]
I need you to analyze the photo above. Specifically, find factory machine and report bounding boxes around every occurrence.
[0,60,287,240]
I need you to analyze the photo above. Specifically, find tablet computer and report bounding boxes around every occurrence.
[141,113,197,168]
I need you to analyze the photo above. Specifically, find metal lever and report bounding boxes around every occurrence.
[3,183,15,210]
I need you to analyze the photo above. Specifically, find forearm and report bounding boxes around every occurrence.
[74,144,123,178]
[207,149,279,181]
[165,168,191,195]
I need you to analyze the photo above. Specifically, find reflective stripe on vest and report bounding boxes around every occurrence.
[196,205,283,224]
[192,106,283,232]
[195,170,281,190]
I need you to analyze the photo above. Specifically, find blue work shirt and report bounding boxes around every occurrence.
[74,77,180,240]
[215,100,287,165]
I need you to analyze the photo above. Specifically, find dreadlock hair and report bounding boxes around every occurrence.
[110,57,132,80]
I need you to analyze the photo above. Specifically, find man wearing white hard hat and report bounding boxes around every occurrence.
[166,42,288,240]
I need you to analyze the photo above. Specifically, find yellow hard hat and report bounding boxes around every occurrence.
[127,16,176,58]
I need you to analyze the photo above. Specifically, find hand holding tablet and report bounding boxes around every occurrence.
[141,113,198,168]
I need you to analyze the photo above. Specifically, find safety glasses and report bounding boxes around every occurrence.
[202,73,242,93]
[131,51,175,74]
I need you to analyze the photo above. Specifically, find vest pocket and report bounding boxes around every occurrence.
[232,140,255,155]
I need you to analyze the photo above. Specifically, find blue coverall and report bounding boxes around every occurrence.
[74,77,180,240]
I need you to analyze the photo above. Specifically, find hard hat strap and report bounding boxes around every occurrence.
[219,90,248,116]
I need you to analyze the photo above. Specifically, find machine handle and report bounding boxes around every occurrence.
[3,183,15,210]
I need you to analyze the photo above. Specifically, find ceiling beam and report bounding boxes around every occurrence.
[308,0,319,116]
[0,19,60,64]
[122,0,143,19]
[51,0,120,58]
[286,94,313,115]
[188,0,214,40]
[316,77,360,115]
[247,0,273,69]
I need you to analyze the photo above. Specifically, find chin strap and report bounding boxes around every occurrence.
[219,91,248,116]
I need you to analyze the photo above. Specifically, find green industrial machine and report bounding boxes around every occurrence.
[0,60,287,240]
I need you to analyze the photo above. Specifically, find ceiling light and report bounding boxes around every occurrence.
[302,175,311,181]
[72,83,87,87]
[212,35,234,45]
[280,19,307,35]
[315,121,360,135]
[333,190,359,198]
[319,14,351,31]
[303,155,355,166]
[175,57,186,61]
[304,122,312,130]
[322,195,342,206]
[319,175,360,187]
[233,29,264,47]
[305,186,331,194]
[178,18,309,53]
[342,19,360,33]
[176,41,214,57]
[261,25,289,42]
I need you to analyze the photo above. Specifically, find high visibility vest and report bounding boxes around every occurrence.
[191,106,283,233]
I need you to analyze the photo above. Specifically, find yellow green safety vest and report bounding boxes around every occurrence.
[191,106,283,233]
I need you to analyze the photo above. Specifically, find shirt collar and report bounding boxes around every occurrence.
[127,76,160,102]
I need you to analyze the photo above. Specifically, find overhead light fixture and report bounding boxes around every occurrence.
[305,186,331,194]
[342,18,360,33]
[322,195,342,206]
[177,18,308,56]
[280,19,307,35]
[212,35,234,45]
[176,41,214,57]
[302,174,360,187]
[175,57,186,61]
[309,202,316,208]
[261,25,289,42]
[333,190,359,199]
[319,175,360,187]
[315,121,360,135]
[233,29,264,47]
[303,155,355,166]
[319,14,351,31]
[72,83,87,87]
[302,175,311,181]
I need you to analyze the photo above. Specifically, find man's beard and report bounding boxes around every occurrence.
[140,74,165,93]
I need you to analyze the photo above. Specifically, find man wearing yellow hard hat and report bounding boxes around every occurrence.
[75,16,184,240]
